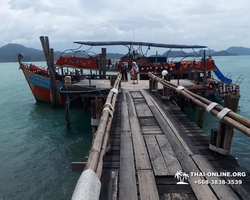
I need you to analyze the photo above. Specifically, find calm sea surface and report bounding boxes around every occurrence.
[0,56,250,199]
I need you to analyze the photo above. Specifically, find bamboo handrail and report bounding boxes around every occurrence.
[148,72,250,137]
[71,73,122,200]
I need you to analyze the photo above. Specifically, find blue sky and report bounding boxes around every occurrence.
[1,0,249,54]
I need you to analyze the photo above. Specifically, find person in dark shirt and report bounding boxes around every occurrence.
[121,62,128,81]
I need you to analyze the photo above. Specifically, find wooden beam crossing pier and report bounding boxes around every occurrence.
[70,73,250,200]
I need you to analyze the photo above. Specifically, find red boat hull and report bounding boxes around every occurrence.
[21,66,66,104]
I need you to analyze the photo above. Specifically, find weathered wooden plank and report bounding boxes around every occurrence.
[138,170,159,200]
[216,168,250,200]
[157,185,193,194]
[119,91,138,200]
[135,103,154,117]
[121,100,130,131]
[141,90,200,155]
[107,170,119,200]
[119,131,138,200]
[142,132,163,135]
[191,155,240,200]
[150,106,200,155]
[140,89,155,106]
[163,193,197,200]
[192,140,209,146]
[203,154,237,161]
[127,92,151,170]
[144,135,169,176]
[209,160,239,167]
[130,91,144,99]
[141,126,162,131]
[103,155,120,162]
[141,91,217,200]
[142,130,163,134]
[155,135,182,175]
[130,116,152,170]
[155,176,178,185]
[186,134,209,138]
[100,170,118,200]
[139,118,159,126]
[103,162,120,169]
[189,136,210,141]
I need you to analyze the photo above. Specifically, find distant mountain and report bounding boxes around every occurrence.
[226,46,250,55]
[0,43,62,62]
[159,49,217,58]
[0,43,249,63]
[0,43,124,62]
[106,53,124,59]
[212,50,237,56]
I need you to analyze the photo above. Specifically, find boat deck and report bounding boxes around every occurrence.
[74,79,201,90]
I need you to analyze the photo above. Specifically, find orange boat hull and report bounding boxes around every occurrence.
[21,67,66,103]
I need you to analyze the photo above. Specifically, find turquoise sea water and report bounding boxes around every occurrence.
[184,56,250,169]
[0,56,250,199]
[0,62,93,199]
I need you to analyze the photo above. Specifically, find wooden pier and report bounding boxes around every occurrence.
[70,74,250,200]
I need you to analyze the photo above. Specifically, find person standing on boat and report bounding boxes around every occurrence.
[121,62,128,81]
[132,62,139,84]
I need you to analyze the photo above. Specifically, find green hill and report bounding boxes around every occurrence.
[226,46,250,55]
[0,43,62,62]
[0,43,124,62]
[212,50,237,56]
[0,43,249,63]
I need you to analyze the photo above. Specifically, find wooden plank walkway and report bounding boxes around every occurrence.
[99,88,250,200]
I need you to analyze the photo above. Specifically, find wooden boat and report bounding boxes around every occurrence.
[19,41,243,103]
[18,54,66,103]
[55,41,218,76]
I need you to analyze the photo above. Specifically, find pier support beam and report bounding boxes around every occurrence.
[91,97,103,137]
[65,93,71,128]
[110,75,117,87]
[162,74,171,99]
[211,94,239,155]
[100,48,107,79]
[197,107,205,129]
[40,36,62,107]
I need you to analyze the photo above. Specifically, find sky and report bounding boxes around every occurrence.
[1,0,250,54]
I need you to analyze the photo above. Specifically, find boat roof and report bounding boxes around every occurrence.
[73,41,207,49]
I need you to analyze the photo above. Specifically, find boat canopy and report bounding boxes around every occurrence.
[73,41,207,49]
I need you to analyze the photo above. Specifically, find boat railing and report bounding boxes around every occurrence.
[170,55,199,63]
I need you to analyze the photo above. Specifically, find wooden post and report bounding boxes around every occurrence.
[216,94,231,148]
[101,48,107,78]
[98,55,101,76]
[110,75,116,87]
[149,77,153,90]
[187,65,192,80]
[197,72,200,85]
[61,67,64,86]
[65,93,71,128]
[203,50,206,85]
[95,97,103,120]
[91,100,97,137]
[40,36,61,107]
[162,75,170,99]
[91,97,103,137]
[197,107,205,129]
[223,96,239,150]
[152,79,158,92]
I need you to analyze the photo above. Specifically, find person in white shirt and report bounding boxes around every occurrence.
[131,62,139,84]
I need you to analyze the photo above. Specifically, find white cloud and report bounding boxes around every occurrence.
[1,0,250,53]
